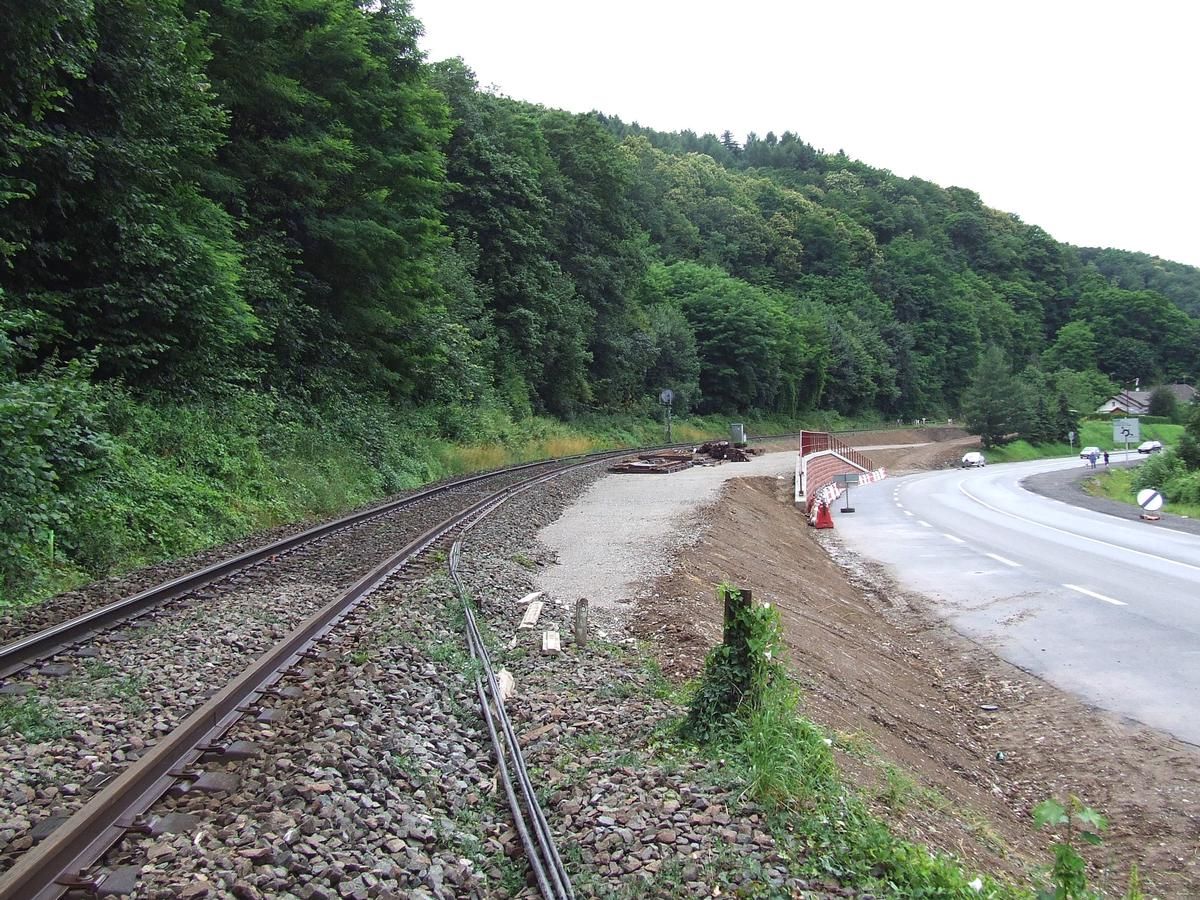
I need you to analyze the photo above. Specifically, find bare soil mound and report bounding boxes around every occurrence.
[635,471,1200,894]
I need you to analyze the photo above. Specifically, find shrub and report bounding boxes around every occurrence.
[1,309,108,601]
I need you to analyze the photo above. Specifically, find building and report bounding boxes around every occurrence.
[1096,384,1197,415]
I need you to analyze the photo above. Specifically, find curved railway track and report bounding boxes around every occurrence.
[0,456,594,899]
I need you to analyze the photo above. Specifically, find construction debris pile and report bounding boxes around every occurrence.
[697,440,763,463]
[608,449,693,474]
[608,441,763,474]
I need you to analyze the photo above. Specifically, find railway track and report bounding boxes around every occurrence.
[0,455,597,899]
[0,458,585,666]
[0,462,595,872]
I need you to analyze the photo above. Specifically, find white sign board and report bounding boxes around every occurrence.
[1113,417,1140,445]
[1136,488,1164,512]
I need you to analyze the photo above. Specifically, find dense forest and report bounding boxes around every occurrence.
[3,0,1200,597]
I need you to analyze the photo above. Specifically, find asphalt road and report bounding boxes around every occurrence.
[833,454,1200,746]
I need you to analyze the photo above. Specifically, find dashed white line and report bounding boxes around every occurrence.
[918,520,932,527]
[1064,583,1127,606]
[985,552,1021,567]
[944,534,966,544]
[904,510,914,517]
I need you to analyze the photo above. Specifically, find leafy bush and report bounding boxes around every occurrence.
[1132,451,1187,494]
[684,586,787,741]
[1,305,108,601]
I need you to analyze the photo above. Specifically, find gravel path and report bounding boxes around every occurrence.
[536,453,797,613]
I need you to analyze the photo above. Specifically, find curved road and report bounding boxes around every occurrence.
[833,455,1200,745]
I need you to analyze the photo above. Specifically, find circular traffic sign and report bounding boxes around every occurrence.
[1136,488,1164,512]
[659,388,673,404]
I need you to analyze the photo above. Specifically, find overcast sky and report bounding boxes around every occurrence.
[411,0,1200,268]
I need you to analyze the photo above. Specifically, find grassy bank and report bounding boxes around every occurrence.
[2,384,885,611]
[679,595,1035,898]
[1084,462,1200,519]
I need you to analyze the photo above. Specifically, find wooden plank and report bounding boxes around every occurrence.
[518,601,544,630]
[517,591,544,605]
[541,630,561,655]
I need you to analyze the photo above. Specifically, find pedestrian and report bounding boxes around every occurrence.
[1103,450,1109,466]
[1089,451,1098,469]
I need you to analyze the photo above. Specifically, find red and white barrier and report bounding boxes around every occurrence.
[795,431,886,526]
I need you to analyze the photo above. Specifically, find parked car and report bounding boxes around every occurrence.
[1079,446,1101,460]
[961,451,986,468]
[1137,440,1163,454]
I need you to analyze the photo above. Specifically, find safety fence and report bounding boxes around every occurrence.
[795,430,886,523]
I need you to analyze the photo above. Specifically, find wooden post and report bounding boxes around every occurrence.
[573,598,588,648]
[721,586,753,683]
[721,586,752,647]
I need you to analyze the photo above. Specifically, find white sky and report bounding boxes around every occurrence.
[410,0,1200,268]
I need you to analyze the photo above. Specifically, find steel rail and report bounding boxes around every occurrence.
[0,463,584,900]
[0,457,590,679]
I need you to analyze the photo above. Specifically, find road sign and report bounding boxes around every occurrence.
[833,473,860,484]
[1113,417,1140,444]
[659,388,673,405]
[1136,488,1164,512]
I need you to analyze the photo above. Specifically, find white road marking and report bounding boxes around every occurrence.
[904,510,914,517]
[918,520,932,527]
[985,552,1020,567]
[944,533,966,544]
[960,483,1200,575]
[1064,583,1127,606]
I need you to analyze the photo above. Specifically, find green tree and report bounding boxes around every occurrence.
[1043,322,1098,372]
[430,60,590,414]
[1,0,255,385]
[1148,385,1178,419]
[962,346,1020,448]
[186,0,450,392]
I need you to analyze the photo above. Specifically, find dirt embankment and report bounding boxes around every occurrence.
[635,434,1200,895]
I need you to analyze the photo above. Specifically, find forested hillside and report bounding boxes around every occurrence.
[3,0,1199,599]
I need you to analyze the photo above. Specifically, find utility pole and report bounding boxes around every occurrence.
[660,389,674,443]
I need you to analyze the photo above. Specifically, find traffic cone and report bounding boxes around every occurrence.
[813,501,835,529]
